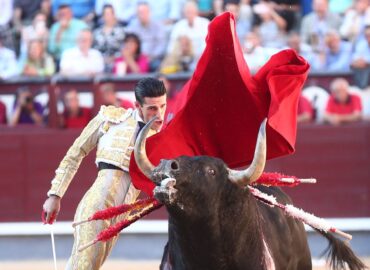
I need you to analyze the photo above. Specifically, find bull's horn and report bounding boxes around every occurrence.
[134,117,157,179]
[228,118,267,186]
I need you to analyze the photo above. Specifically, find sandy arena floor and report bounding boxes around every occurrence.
[0,259,369,270]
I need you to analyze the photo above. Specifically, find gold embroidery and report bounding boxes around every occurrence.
[100,105,126,123]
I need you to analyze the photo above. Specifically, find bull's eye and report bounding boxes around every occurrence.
[208,169,216,176]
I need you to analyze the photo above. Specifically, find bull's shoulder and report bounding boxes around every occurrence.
[255,185,293,204]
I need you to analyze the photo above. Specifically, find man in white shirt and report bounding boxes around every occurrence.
[167,0,209,60]
[60,29,104,76]
[0,34,18,79]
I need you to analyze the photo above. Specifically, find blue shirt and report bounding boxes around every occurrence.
[52,0,95,19]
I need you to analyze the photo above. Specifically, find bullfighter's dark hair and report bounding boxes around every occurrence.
[135,78,167,105]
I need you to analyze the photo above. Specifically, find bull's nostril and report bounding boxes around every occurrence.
[171,161,179,170]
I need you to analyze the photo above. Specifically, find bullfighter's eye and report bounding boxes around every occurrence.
[208,169,216,176]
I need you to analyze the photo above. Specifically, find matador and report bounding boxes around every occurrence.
[42,77,167,270]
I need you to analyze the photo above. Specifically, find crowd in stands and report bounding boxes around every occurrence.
[0,0,369,128]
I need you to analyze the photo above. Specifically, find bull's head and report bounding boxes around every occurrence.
[134,117,267,206]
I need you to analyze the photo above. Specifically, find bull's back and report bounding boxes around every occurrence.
[256,186,312,270]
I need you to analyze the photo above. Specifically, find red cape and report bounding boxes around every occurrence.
[130,12,310,196]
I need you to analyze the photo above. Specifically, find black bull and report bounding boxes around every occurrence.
[134,118,366,270]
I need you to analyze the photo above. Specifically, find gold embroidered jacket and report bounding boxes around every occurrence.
[47,105,146,198]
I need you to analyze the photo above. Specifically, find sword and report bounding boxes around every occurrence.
[49,224,58,270]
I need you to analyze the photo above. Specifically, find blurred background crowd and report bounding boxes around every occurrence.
[0,0,369,128]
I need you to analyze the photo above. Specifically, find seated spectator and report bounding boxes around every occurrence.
[340,0,370,44]
[19,39,55,76]
[0,0,15,50]
[95,0,138,26]
[160,35,196,74]
[9,87,44,126]
[242,31,278,73]
[52,0,95,25]
[60,29,104,76]
[0,34,18,79]
[60,89,92,128]
[113,33,149,75]
[268,0,301,31]
[126,2,167,71]
[224,1,252,44]
[0,100,7,124]
[99,83,134,109]
[252,1,288,48]
[145,0,183,28]
[13,0,42,31]
[48,4,88,63]
[286,32,316,64]
[167,1,210,61]
[93,4,126,72]
[323,78,363,125]
[300,0,342,51]
[351,25,370,89]
[20,12,49,58]
[297,95,314,123]
[311,30,352,72]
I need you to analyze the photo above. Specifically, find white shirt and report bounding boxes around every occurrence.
[167,16,210,59]
[0,47,18,79]
[0,0,13,26]
[60,47,104,76]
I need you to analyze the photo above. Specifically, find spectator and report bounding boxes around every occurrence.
[286,32,316,65]
[0,100,7,124]
[311,30,352,72]
[40,0,53,28]
[268,0,301,31]
[167,1,210,61]
[300,0,342,51]
[48,4,88,63]
[60,89,92,128]
[198,0,215,19]
[19,39,55,76]
[323,78,363,125]
[20,12,49,58]
[252,1,287,48]
[224,1,252,44]
[297,95,314,123]
[60,29,104,76]
[0,34,18,79]
[93,4,126,72]
[340,0,370,44]
[52,0,95,25]
[95,0,138,26]
[113,33,149,75]
[160,35,196,74]
[9,87,44,126]
[145,0,184,27]
[0,0,15,50]
[13,0,42,30]
[242,31,278,72]
[99,83,134,109]
[126,2,167,71]
[351,25,370,89]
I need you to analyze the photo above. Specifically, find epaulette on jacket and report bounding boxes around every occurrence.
[98,105,131,124]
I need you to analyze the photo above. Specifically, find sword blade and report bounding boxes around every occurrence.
[50,225,58,270]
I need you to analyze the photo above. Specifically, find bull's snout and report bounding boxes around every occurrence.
[157,159,180,174]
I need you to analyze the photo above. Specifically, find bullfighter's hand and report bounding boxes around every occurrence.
[43,195,61,224]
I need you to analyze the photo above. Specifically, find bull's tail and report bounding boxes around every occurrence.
[315,229,367,270]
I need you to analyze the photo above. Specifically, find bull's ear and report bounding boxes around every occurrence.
[228,118,267,186]
[134,117,157,179]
